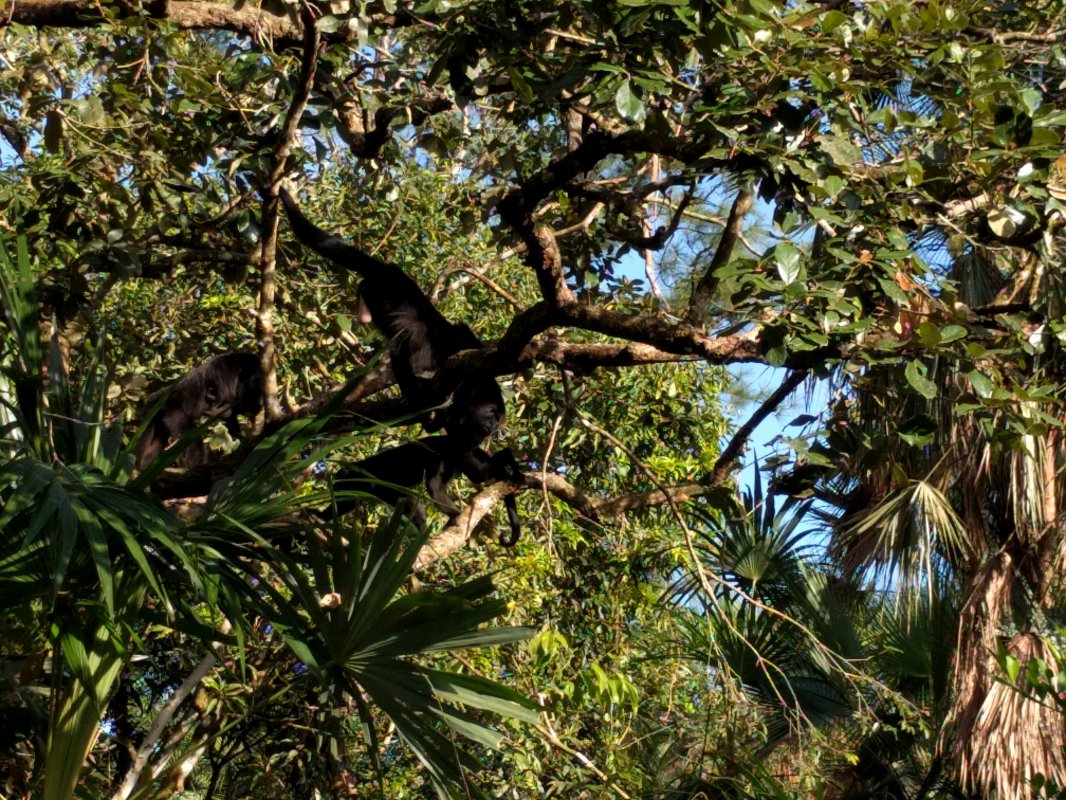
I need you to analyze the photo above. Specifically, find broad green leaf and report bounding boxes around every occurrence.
[968,370,996,399]
[615,80,645,122]
[904,360,937,399]
[774,242,803,284]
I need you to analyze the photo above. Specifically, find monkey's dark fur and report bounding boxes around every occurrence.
[135,352,262,470]
[330,436,523,546]
[279,188,504,447]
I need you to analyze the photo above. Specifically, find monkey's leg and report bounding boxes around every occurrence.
[425,462,462,519]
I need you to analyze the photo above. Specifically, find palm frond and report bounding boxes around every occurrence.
[834,479,970,584]
[250,518,537,798]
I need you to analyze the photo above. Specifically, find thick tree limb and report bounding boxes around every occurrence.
[329,93,453,158]
[498,219,574,307]
[4,0,306,42]
[970,27,1066,44]
[595,482,707,517]
[0,112,28,160]
[520,338,700,371]
[80,247,257,280]
[569,177,695,250]
[558,303,763,362]
[1,0,420,45]
[687,185,754,327]
[496,130,710,224]
[414,482,516,570]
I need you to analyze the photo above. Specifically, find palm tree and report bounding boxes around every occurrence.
[796,348,1066,799]
[663,469,969,799]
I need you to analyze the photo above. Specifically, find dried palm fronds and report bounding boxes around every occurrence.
[950,625,1066,800]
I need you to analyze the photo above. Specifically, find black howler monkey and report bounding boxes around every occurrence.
[329,435,523,546]
[278,188,505,447]
[134,352,262,469]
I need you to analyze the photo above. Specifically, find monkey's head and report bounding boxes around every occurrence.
[202,353,263,418]
[444,377,505,445]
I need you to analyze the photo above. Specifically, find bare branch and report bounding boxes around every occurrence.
[970,27,1066,43]
[569,176,695,250]
[496,130,710,224]
[112,638,225,800]
[940,192,993,220]
[503,222,574,307]
[687,185,754,327]
[0,112,28,160]
[558,303,763,363]
[414,482,516,570]
[520,338,700,371]
[4,0,309,43]
[328,92,453,158]
[531,471,600,519]
[596,481,707,517]
[709,369,808,486]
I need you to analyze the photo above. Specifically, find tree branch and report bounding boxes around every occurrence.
[495,130,710,224]
[4,0,308,43]
[709,369,808,486]
[112,645,222,800]
[328,91,453,158]
[970,27,1066,44]
[257,9,319,421]
[687,185,754,327]
[0,112,29,160]
[414,482,516,570]
[568,176,695,250]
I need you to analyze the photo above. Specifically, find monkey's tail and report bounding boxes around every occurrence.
[499,494,521,547]
[278,187,386,278]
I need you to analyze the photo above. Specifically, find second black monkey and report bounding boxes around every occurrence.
[328,436,523,546]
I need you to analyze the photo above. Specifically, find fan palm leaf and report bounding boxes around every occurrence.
[249,517,537,799]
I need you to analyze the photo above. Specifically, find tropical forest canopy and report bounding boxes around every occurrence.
[2,0,1066,797]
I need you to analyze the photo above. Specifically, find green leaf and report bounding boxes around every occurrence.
[508,68,535,103]
[904,361,937,399]
[774,242,803,284]
[898,414,937,447]
[939,324,967,343]
[915,321,941,347]
[823,175,845,197]
[821,9,848,30]
[615,80,645,122]
[968,370,996,399]
[821,135,862,166]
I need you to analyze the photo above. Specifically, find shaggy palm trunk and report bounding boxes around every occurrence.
[944,430,1066,800]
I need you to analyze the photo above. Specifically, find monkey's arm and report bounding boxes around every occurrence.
[458,446,523,546]
[279,187,401,283]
